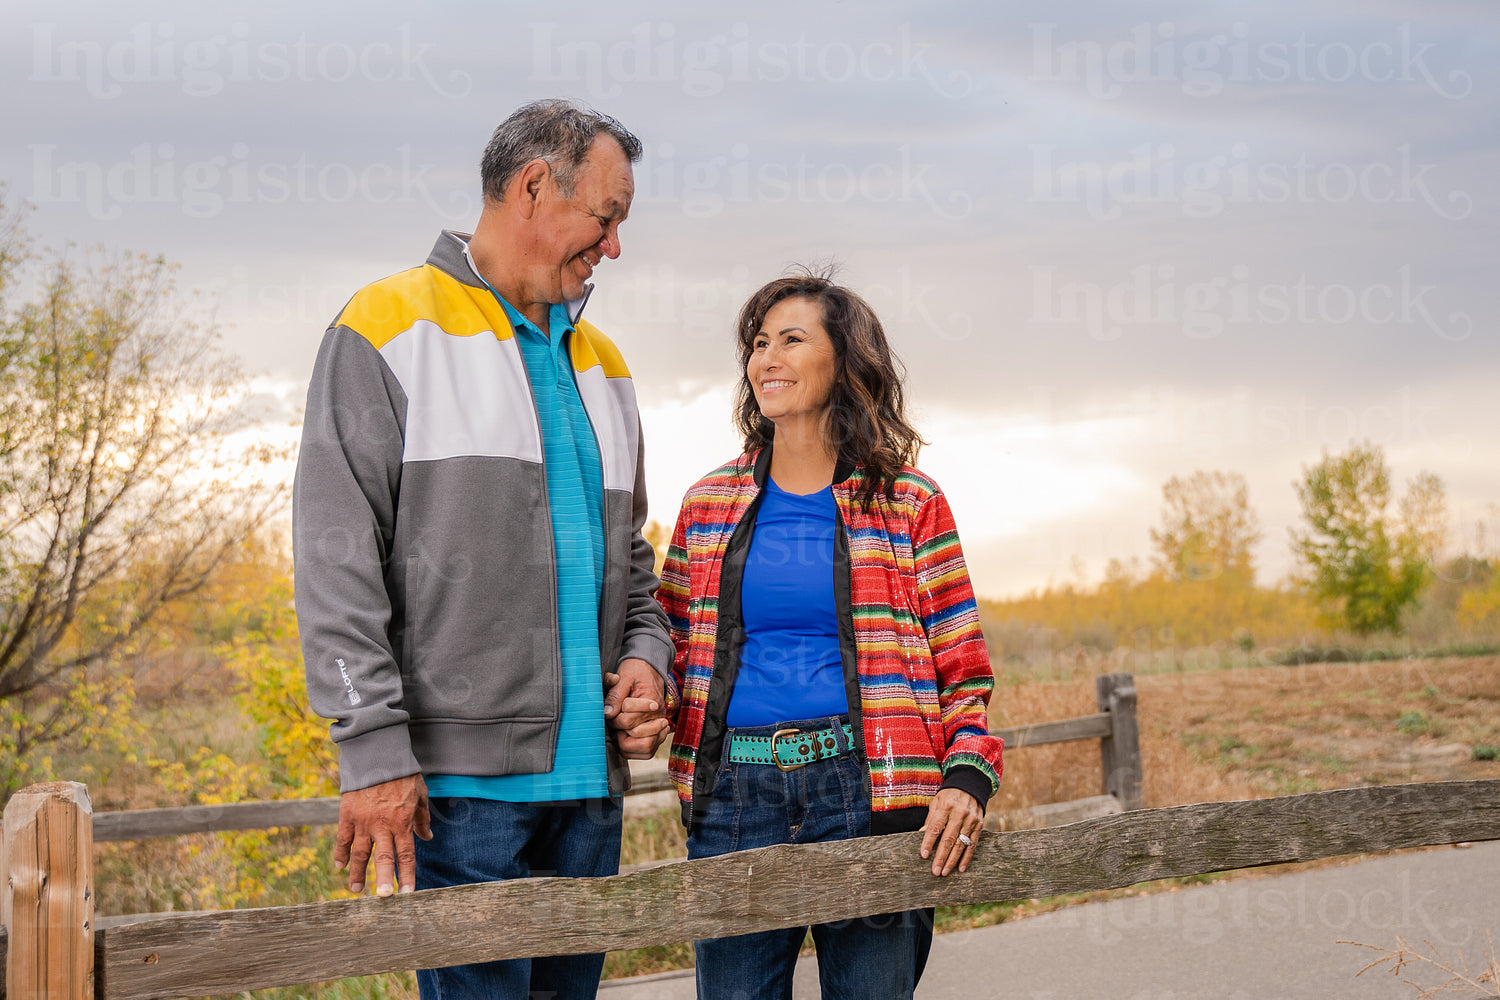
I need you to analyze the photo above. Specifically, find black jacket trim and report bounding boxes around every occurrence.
[939,764,993,813]
[682,451,769,830]
[870,806,929,836]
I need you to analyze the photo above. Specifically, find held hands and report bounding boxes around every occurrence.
[920,787,984,877]
[334,773,432,896]
[604,657,671,759]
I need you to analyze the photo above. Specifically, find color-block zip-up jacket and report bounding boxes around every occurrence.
[659,447,1003,834]
[294,231,673,795]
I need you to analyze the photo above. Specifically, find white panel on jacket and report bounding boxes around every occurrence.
[573,365,639,493]
[378,320,543,464]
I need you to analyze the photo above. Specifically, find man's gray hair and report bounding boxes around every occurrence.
[480,99,643,202]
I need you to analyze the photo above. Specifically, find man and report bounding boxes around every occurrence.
[293,100,672,999]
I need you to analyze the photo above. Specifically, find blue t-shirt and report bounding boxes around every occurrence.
[726,478,849,728]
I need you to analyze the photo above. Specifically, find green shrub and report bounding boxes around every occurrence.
[1395,711,1431,735]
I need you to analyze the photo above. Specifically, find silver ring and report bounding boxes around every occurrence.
[957,833,973,847]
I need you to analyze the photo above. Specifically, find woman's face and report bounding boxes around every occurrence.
[747,296,839,430]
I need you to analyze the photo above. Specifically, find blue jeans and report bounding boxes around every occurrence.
[414,796,623,1000]
[687,717,933,1000]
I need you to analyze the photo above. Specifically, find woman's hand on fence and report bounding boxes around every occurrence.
[334,774,433,896]
[920,787,983,877]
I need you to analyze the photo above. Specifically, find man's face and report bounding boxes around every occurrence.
[529,135,634,307]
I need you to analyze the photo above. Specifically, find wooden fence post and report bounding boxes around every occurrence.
[1097,673,1143,810]
[3,781,95,1000]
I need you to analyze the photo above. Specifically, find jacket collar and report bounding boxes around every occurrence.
[427,230,594,324]
[427,230,486,288]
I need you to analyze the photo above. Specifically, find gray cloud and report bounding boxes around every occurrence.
[3,0,1495,594]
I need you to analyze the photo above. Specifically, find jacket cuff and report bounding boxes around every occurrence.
[662,671,682,718]
[939,764,994,814]
[335,724,421,793]
[619,630,674,679]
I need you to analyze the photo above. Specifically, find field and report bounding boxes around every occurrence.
[939,655,1500,936]
[995,655,1500,816]
[67,654,1500,995]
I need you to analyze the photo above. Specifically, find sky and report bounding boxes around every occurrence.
[3,1,1496,599]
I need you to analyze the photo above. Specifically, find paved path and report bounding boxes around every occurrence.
[601,840,1499,999]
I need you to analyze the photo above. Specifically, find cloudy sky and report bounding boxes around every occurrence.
[3,1,1496,598]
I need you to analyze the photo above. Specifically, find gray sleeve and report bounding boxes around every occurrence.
[293,324,420,792]
[618,423,673,677]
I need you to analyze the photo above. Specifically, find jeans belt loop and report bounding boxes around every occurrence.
[831,716,850,755]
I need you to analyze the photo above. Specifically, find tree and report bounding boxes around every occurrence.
[1290,442,1445,635]
[1150,470,1262,583]
[0,203,287,792]
[643,519,671,578]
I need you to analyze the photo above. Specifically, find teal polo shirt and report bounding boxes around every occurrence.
[425,288,610,803]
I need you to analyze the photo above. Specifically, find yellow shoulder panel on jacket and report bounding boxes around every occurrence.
[571,320,632,378]
[335,266,500,349]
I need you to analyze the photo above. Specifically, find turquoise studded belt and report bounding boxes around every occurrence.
[726,724,857,771]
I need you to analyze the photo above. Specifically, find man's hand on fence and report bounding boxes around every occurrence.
[334,774,433,896]
[921,787,983,877]
[604,658,670,759]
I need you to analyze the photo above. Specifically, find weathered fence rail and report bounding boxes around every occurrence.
[84,673,1144,843]
[90,776,678,842]
[2,674,1152,997]
[5,779,1497,999]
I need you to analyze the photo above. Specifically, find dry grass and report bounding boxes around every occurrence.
[1135,656,1500,798]
[621,804,688,866]
[987,671,1259,824]
[988,656,1500,825]
[1346,933,1500,997]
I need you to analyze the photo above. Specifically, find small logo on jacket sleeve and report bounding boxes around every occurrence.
[335,657,362,705]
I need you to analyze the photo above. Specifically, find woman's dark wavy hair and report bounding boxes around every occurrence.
[733,268,925,509]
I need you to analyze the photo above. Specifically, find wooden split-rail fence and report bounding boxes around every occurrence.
[4,673,1498,999]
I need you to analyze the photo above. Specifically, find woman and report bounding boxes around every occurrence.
[655,272,1004,1000]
